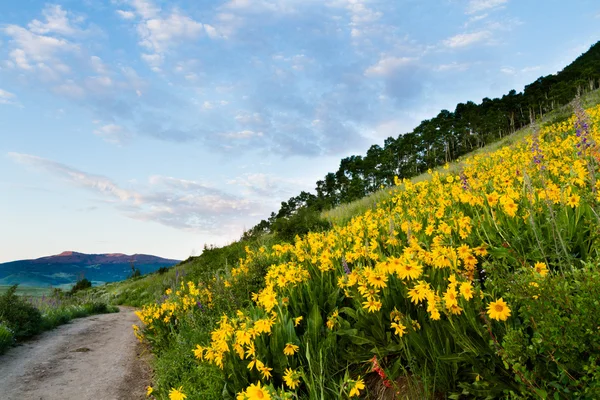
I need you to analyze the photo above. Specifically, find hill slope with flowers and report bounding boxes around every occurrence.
[133,98,600,400]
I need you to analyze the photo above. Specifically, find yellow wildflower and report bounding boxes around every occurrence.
[169,386,186,400]
[283,343,299,356]
[487,298,511,321]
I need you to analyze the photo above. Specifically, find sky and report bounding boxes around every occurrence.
[0,0,599,262]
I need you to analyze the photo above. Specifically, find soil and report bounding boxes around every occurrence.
[0,306,152,400]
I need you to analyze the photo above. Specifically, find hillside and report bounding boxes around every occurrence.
[131,101,600,399]
[0,251,180,288]
[98,42,600,400]
[245,41,600,241]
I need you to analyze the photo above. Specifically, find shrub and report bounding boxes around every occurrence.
[497,263,600,398]
[0,285,43,340]
[0,322,14,354]
[157,266,170,275]
[70,278,92,294]
[272,207,330,241]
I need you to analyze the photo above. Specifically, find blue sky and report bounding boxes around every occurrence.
[0,0,599,262]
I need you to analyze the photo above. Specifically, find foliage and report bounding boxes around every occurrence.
[272,207,331,242]
[157,266,170,275]
[135,102,600,399]
[0,322,14,355]
[0,285,43,339]
[70,278,92,294]
[0,285,117,352]
[496,263,600,399]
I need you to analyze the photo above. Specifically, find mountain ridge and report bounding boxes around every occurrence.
[0,251,181,288]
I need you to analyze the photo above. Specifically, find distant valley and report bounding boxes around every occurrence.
[0,251,180,288]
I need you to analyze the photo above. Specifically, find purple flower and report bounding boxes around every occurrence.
[342,257,351,275]
[460,172,469,190]
[573,97,595,154]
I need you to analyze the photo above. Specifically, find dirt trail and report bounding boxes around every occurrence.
[0,307,151,400]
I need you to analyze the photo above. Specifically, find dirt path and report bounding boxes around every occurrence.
[0,307,151,400]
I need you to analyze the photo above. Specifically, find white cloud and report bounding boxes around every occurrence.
[365,56,415,77]
[141,53,164,69]
[521,65,541,73]
[228,173,306,198]
[221,130,263,139]
[327,0,385,44]
[9,153,261,232]
[443,31,491,48]
[93,124,132,145]
[52,80,85,99]
[223,0,296,14]
[116,10,136,20]
[28,5,84,36]
[86,75,114,90]
[0,88,17,105]
[204,24,219,39]
[464,13,488,26]
[434,62,471,72]
[501,65,541,75]
[137,11,204,53]
[4,25,78,62]
[118,0,218,68]
[129,0,161,19]
[3,22,78,78]
[8,152,137,202]
[90,56,109,75]
[466,0,508,15]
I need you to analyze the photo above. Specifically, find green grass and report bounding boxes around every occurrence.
[0,285,52,297]
[89,238,262,307]
[323,89,600,227]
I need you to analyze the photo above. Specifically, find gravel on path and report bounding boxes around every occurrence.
[0,306,151,400]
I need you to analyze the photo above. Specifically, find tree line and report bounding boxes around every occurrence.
[244,41,600,241]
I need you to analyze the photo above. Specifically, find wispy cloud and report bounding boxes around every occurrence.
[464,13,489,27]
[0,88,18,106]
[500,65,541,75]
[116,10,136,20]
[27,5,86,37]
[434,62,471,72]
[8,152,262,232]
[3,24,78,73]
[365,57,416,77]
[117,0,219,70]
[93,124,132,145]
[8,152,138,202]
[443,30,491,48]
[466,0,508,15]
[228,173,305,198]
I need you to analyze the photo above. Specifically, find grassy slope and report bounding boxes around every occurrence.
[0,285,52,297]
[97,90,600,307]
[89,238,275,307]
[323,89,600,227]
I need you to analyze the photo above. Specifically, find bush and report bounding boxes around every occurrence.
[70,278,92,294]
[497,263,600,398]
[157,266,170,275]
[0,322,14,354]
[272,206,330,241]
[0,285,43,340]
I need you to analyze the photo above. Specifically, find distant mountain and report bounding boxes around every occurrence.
[0,251,180,288]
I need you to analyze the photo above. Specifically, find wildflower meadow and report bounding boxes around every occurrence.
[136,102,600,399]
